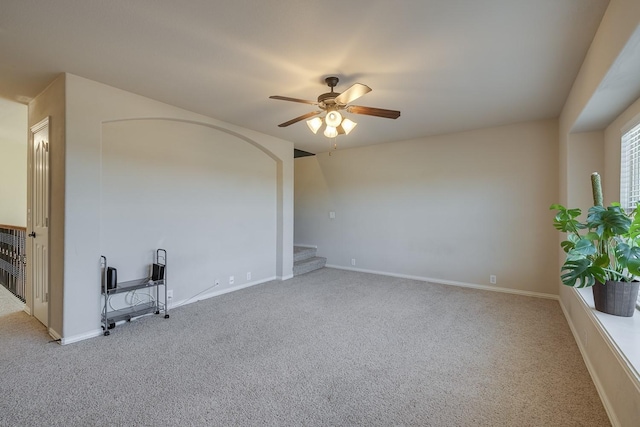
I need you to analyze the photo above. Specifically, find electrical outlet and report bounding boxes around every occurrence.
[246,272,251,281]
[351,259,356,266]
[214,279,220,287]
[490,275,497,284]
[167,290,173,300]
[229,276,234,285]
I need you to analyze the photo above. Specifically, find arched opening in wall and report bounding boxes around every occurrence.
[0,99,28,314]
[100,119,281,307]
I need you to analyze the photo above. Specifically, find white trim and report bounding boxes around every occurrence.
[60,329,102,345]
[23,305,31,315]
[559,297,620,427]
[61,313,165,344]
[620,122,640,212]
[573,288,640,391]
[620,111,640,136]
[325,265,559,300]
[48,327,61,342]
[293,243,318,249]
[170,276,276,309]
[278,274,294,281]
[60,317,163,344]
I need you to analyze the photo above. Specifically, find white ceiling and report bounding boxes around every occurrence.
[0,0,610,153]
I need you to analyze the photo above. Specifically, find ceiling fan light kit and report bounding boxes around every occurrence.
[325,110,342,127]
[324,126,338,138]
[306,117,323,134]
[270,76,400,140]
[339,118,357,135]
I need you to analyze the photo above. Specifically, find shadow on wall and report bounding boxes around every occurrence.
[99,118,278,304]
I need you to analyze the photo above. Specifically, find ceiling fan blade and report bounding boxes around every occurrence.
[347,105,401,119]
[278,111,322,127]
[334,83,372,105]
[269,95,318,105]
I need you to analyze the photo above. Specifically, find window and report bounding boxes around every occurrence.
[620,121,640,309]
[621,122,640,212]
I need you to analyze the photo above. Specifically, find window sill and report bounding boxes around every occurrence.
[575,287,640,381]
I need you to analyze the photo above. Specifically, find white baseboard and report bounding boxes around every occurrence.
[293,243,318,249]
[54,277,277,345]
[59,328,103,345]
[278,274,293,281]
[23,305,31,315]
[48,328,61,342]
[170,276,276,309]
[325,264,559,300]
[559,298,620,427]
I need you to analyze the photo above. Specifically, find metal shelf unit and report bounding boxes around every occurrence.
[100,249,169,336]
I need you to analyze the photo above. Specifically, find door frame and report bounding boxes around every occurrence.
[26,116,50,327]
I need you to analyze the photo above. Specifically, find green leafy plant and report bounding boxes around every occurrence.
[551,173,640,287]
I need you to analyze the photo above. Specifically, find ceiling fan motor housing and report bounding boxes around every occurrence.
[318,76,343,109]
[318,92,341,109]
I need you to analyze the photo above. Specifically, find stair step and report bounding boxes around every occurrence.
[294,246,317,262]
[293,256,326,276]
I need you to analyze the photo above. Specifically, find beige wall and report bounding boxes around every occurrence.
[59,74,294,341]
[100,119,277,308]
[566,131,604,210]
[0,99,27,227]
[558,0,640,425]
[26,73,294,342]
[295,119,559,296]
[0,140,27,227]
[561,0,640,135]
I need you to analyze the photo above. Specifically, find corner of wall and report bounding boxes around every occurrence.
[27,72,66,337]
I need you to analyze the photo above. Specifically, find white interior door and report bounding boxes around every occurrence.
[30,118,49,327]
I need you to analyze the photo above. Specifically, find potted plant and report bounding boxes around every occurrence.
[550,172,640,317]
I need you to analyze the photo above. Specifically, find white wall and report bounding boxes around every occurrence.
[295,119,559,296]
[0,100,27,227]
[100,119,276,305]
[30,73,295,341]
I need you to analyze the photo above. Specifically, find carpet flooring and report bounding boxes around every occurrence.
[0,268,610,426]
[0,284,24,313]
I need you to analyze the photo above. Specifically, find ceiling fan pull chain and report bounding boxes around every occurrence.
[328,138,338,156]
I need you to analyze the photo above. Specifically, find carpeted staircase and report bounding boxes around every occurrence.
[293,246,326,276]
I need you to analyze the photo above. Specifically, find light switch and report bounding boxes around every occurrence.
[329,211,335,219]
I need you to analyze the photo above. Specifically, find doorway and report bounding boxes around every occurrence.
[29,117,49,327]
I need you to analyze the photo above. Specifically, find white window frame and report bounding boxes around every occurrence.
[620,121,640,310]
[621,122,640,212]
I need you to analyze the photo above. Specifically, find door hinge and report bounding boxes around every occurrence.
[45,292,49,303]
[46,217,49,227]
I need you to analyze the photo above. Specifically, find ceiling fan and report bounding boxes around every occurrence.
[269,76,401,138]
